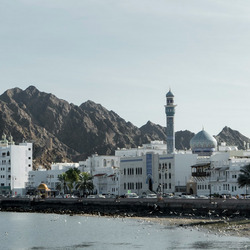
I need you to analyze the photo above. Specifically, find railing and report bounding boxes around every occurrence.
[192,172,210,177]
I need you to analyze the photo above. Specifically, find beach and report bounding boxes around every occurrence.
[135,216,250,237]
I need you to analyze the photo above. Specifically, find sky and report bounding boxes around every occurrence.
[1,0,250,138]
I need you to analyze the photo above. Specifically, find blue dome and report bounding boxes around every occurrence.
[190,130,217,151]
[166,90,174,97]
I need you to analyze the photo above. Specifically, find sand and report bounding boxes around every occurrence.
[131,216,250,238]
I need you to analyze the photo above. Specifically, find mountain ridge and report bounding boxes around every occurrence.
[0,86,249,168]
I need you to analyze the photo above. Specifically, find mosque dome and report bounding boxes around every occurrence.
[190,129,217,156]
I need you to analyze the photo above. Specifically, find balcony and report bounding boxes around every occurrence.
[192,172,210,177]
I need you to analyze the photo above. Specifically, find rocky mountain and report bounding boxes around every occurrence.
[215,126,250,150]
[0,86,249,169]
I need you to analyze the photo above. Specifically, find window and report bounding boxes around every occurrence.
[169,163,171,169]
[124,183,126,189]
[169,173,171,179]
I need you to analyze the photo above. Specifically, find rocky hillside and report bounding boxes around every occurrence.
[0,86,163,168]
[215,126,250,150]
[0,86,249,168]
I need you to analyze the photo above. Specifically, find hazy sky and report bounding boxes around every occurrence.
[1,0,250,138]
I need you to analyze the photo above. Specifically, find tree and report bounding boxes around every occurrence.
[65,167,81,194]
[76,172,94,197]
[238,164,250,190]
[57,173,68,194]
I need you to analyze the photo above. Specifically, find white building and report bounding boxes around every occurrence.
[80,154,120,195]
[188,129,250,197]
[116,141,197,196]
[118,151,175,196]
[0,134,32,196]
[26,162,80,193]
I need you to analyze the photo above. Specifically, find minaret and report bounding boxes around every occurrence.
[165,89,177,154]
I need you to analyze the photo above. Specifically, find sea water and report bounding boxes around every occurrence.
[0,212,249,250]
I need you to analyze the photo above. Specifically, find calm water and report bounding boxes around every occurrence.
[0,212,249,250]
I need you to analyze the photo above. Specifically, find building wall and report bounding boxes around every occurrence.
[0,142,32,196]
[193,153,250,197]
[119,153,175,196]
[174,153,197,192]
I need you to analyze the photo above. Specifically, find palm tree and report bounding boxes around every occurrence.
[57,173,68,195]
[65,167,81,194]
[76,172,94,197]
[238,164,250,192]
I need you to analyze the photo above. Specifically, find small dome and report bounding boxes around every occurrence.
[38,183,50,190]
[190,130,217,156]
[166,90,174,97]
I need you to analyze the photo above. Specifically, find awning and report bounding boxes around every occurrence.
[191,163,210,168]
[93,173,106,177]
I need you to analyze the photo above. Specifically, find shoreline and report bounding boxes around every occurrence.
[1,207,250,238]
[1,197,250,238]
[130,216,250,238]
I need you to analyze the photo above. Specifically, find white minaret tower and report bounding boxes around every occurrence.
[165,89,177,154]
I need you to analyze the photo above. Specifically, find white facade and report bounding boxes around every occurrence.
[80,141,198,196]
[115,140,167,157]
[174,153,198,193]
[119,152,175,196]
[190,147,250,197]
[26,162,80,192]
[81,154,120,195]
[0,134,32,196]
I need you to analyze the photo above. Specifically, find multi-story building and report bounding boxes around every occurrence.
[81,154,120,195]
[188,129,250,197]
[26,162,79,193]
[0,134,32,196]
